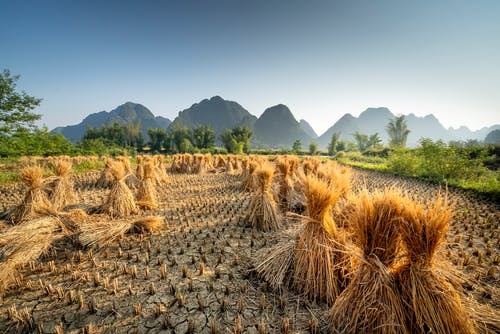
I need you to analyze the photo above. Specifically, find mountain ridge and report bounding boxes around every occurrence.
[52,97,499,149]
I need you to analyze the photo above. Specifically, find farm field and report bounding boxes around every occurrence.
[0,155,498,334]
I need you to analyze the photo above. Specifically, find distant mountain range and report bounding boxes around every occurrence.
[52,102,171,142]
[52,97,499,149]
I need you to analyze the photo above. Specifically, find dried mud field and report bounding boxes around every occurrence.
[0,166,498,333]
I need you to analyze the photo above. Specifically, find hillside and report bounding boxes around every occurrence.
[252,104,313,148]
[168,96,256,141]
[299,119,318,139]
[52,102,171,142]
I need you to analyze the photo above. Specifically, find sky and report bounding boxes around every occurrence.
[1,0,499,135]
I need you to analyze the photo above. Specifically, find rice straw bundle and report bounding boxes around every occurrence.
[293,174,349,304]
[328,189,408,334]
[136,156,144,180]
[137,162,158,210]
[275,157,295,211]
[96,158,114,188]
[244,163,282,231]
[79,216,163,248]
[0,217,61,292]
[242,161,259,191]
[98,161,137,217]
[49,159,76,210]
[2,166,55,224]
[153,155,169,184]
[396,195,477,334]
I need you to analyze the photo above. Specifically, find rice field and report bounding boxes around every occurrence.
[0,154,498,333]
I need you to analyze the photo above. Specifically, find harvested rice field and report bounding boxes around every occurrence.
[0,155,498,334]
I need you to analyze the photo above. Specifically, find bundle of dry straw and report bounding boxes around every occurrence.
[244,163,282,231]
[79,216,163,248]
[396,195,477,334]
[242,161,258,191]
[48,159,76,210]
[98,161,137,217]
[328,189,407,334]
[1,166,55,224]
[255,167,351,304]
[0,217,61,292]
[96,158,114,188]
[137,161,158,210]
[275,157,295,212]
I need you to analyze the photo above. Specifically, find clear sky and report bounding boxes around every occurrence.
[1,0,499,134]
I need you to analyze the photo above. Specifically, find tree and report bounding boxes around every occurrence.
[292,139,302,154]
[190,125,215,149]
[368,133,382,148]
[220,126,253,154]
[0,69,42,136]
[309,142,318,155]
[353,132,369,151]
[328,132,340,156]
[148,128,167,152]
[386,115,410,148]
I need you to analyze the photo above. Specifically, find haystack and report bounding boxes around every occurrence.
[136,156,144,180]
[242,161,258,191]
[153,155,169,185]
[98,161,137,217]
[79,216,163,248]
[96,158,114,188]
[293,174,350,304]
[255,169,351,304]
[0,217,61,292]
[117,156,140,189]
[137,162,158,210]
[1,166,55,224]
[244,163,282,231]
[328,189,407,334]
[396,195,477,334]
[275,157,295,211]
[48,159,76,210]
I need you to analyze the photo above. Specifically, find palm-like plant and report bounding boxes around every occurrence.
[386,115,410,147]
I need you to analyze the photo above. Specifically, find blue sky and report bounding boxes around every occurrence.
[1,0,499,134]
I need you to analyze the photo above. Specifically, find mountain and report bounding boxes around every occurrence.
[299,119,318,139]
[252,104,313,148]
[168,96,256,141]
[52,102,171,142]
[317,107,500,148]
[485,129,500,144]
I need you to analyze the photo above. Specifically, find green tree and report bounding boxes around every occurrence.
[328,132,340,156]
[220,126,253,154]
[292,139,302,154]
[170,125,191,152]
[190,125,215,149]
[147,128,167,152]
[309,142,318,155]
[353,132,369,151]
[368,133,382,148]
[0,69,42,136]
[387,115,410,148]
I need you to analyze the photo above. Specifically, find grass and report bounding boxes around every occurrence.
[334,151,499,200]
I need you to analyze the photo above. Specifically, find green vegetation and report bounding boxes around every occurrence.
[336,140,499,199]
[292,139,302,155]
[386,115,410,147]
[219,126,252,154]
[309,142,318,155]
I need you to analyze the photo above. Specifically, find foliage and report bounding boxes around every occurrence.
[190,125,215,149]
[292,139,302,154]
[0,128,76,157]
[352,132,381,152]
[309,142,318,155]
[0,69,42,136]
[220,126,252,154]
[328,132,340,156]
[147,127,168,152]
[386,115,410,148]
[84,122,144,149]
